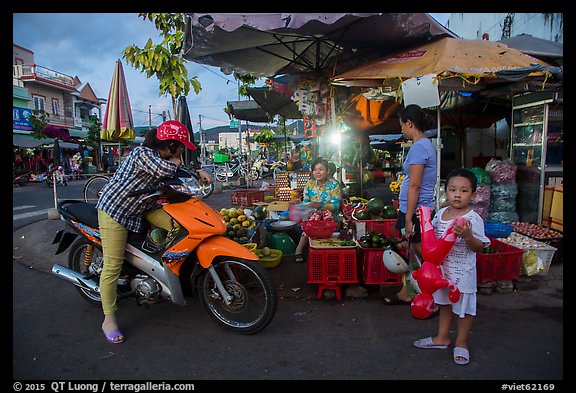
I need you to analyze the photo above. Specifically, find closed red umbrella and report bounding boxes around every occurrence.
[101,59,135,141]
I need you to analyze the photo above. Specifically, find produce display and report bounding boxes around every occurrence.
[310,237,356,248]
[350,197,397,220]
[357,232,399,249]
[509,222,562,240]
[219,207,257,242]
[499,232,555,249]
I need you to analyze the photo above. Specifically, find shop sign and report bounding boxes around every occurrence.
[401,74,440,109]
[13,106,33,131]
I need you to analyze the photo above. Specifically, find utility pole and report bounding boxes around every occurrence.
[198,114,206,165]
[149,105,152,128]
[237,80,243,157]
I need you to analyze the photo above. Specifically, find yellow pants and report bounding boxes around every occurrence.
[98,208,179,315]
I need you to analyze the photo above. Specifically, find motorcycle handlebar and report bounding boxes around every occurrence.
[127,184,162,197]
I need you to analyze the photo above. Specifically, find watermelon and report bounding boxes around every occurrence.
[366,198,385,215]
[354,209,371,220]
[382,205,398,219]
[253,205,267,221]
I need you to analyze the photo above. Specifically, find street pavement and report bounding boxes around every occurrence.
[12,181,565,382]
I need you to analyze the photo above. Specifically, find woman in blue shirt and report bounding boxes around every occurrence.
[385,104,437,306]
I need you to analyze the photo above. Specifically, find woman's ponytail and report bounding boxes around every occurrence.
[399,104,435,132]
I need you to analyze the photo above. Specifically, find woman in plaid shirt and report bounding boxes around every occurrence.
[96,121,210,344]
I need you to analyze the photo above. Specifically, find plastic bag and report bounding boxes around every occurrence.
[259,181,271,191]
[288,202,315,223]
[470,203,489,219]
[468,167,491,185]
[485,158,517,183]
[473,184,491,204]
[488,211,519,224]
[490,183,518,212]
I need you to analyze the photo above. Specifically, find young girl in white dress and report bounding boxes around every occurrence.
[413,168,490,365]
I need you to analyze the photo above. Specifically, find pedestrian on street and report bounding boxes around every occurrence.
[412,168,490,365]
[385,104,436,306]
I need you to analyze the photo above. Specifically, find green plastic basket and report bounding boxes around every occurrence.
[214,153,229,163]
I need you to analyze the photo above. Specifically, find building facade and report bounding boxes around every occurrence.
[446,13,563,43]
[12,43,106,151]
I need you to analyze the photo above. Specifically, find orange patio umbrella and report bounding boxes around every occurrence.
[331,36,552,90]
[101,59,135,141]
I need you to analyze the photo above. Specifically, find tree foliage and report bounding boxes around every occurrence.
[28,109,49,140]
[123,13,202,112]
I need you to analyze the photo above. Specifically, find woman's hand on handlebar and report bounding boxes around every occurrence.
[197,169,212,185]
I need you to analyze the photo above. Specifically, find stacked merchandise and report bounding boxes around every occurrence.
[486,159,519,224]
[467,167,491,219]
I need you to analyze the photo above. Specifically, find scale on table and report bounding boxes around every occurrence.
[267,220,297,257]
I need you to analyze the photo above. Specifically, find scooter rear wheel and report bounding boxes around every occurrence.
[197,258,277,335]
[68,238,103,305]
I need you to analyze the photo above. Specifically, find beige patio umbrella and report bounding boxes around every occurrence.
[331,36,554,91]
[101,59,135,141]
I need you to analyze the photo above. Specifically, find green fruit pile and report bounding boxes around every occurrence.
[220,207,257,243]
[357,232,398,249]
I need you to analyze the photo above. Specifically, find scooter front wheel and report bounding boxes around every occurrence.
[197,258,277,335]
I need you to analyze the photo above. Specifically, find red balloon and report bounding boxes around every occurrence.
[411,293,435,319]
[419,206,459,266]
[448,284,461,303]
[412,261,450,294]
[408,206,468,315]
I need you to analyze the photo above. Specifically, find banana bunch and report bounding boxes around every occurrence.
[389,174,405,194]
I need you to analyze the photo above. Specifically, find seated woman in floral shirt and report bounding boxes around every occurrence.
[294,157,341,263]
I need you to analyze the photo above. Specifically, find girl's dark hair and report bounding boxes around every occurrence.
[399,104,435,132]
[143,128,184,155]
[310,157,329,172]
[445,168,478,192]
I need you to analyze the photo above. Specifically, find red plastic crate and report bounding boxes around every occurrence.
[358,246,405,285]
[307,248,358,284]
[353,218,401,240]
[231,190,265,207]
[476,237,524,283]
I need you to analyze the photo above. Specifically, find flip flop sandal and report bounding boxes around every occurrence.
[413,336,449,349]
[103,328,125,344]
[382,293,411,305]
[294,254,305,263]
[453,347,470,365]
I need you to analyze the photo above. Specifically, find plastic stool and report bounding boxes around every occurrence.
[317,284,342,300]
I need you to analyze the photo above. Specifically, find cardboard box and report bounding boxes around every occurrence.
[541,186,554,227]
[550,185,563,232]
[267,201,290,211]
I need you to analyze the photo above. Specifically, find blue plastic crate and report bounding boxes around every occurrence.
[484,221,513,238]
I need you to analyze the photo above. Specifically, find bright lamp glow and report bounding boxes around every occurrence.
[331,131,341,144]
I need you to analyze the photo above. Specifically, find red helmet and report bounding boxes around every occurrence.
[156,120,197,150]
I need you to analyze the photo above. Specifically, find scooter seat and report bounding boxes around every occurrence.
[59,200,99,228]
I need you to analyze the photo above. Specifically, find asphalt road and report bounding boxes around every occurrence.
[12,179,565,383]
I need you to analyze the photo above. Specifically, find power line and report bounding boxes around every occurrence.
[196,63,237,84]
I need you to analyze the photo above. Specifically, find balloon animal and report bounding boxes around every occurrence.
[410,206,469,319]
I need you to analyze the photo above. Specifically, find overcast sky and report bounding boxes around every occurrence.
[13,13,450,131]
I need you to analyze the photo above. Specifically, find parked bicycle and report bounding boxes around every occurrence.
[83,169,214,203]
[213,156,257,182]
